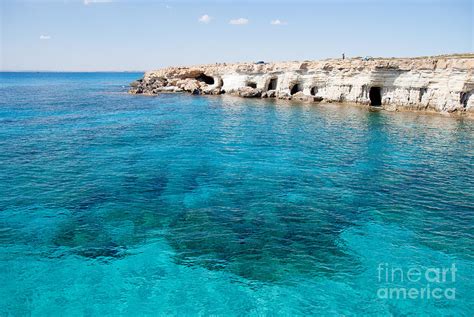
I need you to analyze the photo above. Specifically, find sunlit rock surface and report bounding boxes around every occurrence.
[130,55,474,113]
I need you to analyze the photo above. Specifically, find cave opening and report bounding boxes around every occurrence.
[369,87,382,106]
[196,73,215,85]
[247,82,257,89]
[290,83,302,95]
[310,86,318,96]
[267,78,278,91]
[419,88,427,102]
[460,91,472,108]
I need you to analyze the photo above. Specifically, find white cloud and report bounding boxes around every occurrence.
[84,0,113,5]
[198,14,211,24]
[39,35,51,40]
[271,19,287,25]
[229,18,249,25]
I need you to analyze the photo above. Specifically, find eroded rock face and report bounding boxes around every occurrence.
[130,55,474,113]
[237,87,262,98]
[266,90,277,98]
[183,79,200,92]
[291,91,315,102]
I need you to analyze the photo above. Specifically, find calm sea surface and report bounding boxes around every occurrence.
[0,72,473,316]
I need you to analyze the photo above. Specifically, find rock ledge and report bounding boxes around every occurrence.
[130,55,474,113]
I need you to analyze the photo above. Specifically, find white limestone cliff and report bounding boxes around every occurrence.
[130,55,474,114]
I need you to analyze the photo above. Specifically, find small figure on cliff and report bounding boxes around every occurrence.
[342,53,345,60]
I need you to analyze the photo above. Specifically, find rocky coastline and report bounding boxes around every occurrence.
[130,55,474,114]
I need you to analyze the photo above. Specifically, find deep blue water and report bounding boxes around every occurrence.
[0,72,473,316]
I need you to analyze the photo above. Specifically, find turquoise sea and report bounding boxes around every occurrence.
[0,72,473,316]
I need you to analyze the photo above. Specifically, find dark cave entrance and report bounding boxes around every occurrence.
[460,91,472,108]
[290,83,302,95]
[369,87,382,106]
[310,86,318,96]
[267,78,278,91]
[247,82,257,89]
[419,88,427,102]
[196,73,215,85]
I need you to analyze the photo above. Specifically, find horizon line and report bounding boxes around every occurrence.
[0,70,147,73]
[2,52,472,73]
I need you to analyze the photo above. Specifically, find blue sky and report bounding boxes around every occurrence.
[1,0,472,71]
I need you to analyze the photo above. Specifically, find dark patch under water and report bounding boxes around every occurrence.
[0,72,472,315]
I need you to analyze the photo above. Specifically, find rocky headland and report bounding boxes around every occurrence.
[130,54,474,114]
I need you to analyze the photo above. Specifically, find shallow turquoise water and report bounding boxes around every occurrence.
[0,72,473,316]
